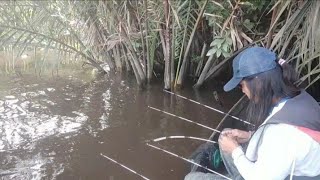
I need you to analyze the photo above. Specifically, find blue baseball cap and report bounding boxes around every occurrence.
[223,47,277,92]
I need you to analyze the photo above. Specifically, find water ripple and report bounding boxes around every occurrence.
[0,87,88,179]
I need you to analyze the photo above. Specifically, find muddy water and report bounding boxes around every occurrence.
[0,71,241,180]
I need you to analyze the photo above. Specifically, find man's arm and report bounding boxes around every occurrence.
[232,125,294,180]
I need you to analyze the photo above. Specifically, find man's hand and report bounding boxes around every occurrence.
[221,129,252,144]
[218,134,239,154]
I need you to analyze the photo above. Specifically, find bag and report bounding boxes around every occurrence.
[189,142,223,173]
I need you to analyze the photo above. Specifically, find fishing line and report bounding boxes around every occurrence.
[163,90,253,126]
[101,153,150,180]
[146,143,231,180]
[148,106,221,133]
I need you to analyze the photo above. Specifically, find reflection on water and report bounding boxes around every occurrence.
[0,93,88,149]
[0,67,240,179]
[0,73,91,179]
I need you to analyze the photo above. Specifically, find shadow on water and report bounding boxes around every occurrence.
[0,68,242,180]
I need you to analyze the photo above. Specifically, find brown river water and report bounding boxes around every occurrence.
[0,69,242,180]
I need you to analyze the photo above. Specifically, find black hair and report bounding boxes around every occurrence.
[245,60,300,129]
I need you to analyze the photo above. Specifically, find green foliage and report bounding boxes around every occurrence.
[207,35,232,58]
[269,0,320,89]
[243,19,255,31]
[171,0,200,63]
[0,1,90,62]
[204,1,229,31]
[242,0,270,12]
[204,0,262,55]
[0,0,319,90]
[191,55,202,63]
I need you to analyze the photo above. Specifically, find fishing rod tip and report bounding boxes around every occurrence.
[144,139,152,143]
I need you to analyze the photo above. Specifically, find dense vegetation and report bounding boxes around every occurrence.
[0,0,319,92]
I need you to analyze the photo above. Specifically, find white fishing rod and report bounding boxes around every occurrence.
[101,153,150,180]
[163,90,253,126]
[148,106,221,133]
[146,143,231,180]
[149,136,217,144]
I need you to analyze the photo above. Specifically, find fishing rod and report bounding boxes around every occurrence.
[149,136,217,144]
[101,153,150,180]
[148,106,221,133]
[146,143,231,180]
[163,90,253,126]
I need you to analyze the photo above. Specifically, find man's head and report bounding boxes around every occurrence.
[223,46,300,128]
[224,46,277,92]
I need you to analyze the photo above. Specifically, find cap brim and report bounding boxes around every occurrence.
[223,76,242,92]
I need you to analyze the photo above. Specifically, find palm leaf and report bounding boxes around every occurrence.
[270,0,320,88]
[0,1,104,71]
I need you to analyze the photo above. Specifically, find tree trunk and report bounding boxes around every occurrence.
[145,0,152,82]
[194,53,214,89]
[125,46,142,86]
[120,23,146,85]
[195,43,207,77]
[107,4,145,85]
[136,10,146,75]
[170,18,176,88]
[267,5,278,48]
[121,43,131,72]
[162,0,171,90]
[124,35,146,84]
[104,51,114,70]
[103,49,115,71]
[113,44,122,71]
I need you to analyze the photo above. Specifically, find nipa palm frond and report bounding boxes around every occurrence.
[270,0,320,88]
